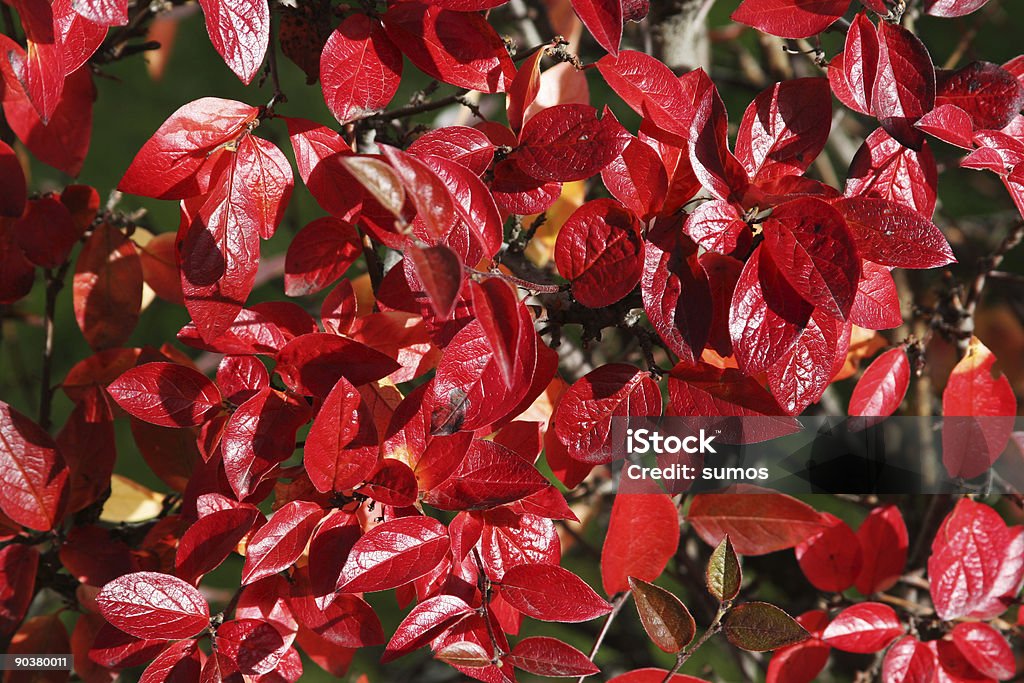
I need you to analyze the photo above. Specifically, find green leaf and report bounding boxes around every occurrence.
[628,577,696,653]
[723,602,809,652]
[706,534,741,601]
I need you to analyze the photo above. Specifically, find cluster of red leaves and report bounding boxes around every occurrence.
[2,0,1024,681]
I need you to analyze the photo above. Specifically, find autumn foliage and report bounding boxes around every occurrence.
[1,0,1024,681]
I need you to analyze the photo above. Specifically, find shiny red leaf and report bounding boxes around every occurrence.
[950,622,1014,680]
[321,13,401,125]
[851,261,903,330]
[424,439,549,510]
[119,98,259,199]
[215,618,288,675]
[855,504,908,595]
[601,493,679,595]
[175,506,259,584]
[822,602,902,654]
[382,2,514,93]
[382,594,474,662]
[942,336,1017,479]
[500,563,612,622]
[554,364,662,464]
[197,0,269,83]
[849,346,910,422]
[336,516,450,593]
[795,513,862,593]
[845,128,937,218]
[872,22,935,150]
[554,198,644,308]
[242,501,324,585]
[688,493,829,556]
[408,126,495,176]
[508,636,601,677]
[882,636,936,683]
[835,196,954,269]
[108,363,222,428]
[275,332,401,396]
[571,0,622,55]
[516,104,629,183]
[305,377,378,493]
[731,0,849,38]
[735,78,831,183]
[96,572,210,640]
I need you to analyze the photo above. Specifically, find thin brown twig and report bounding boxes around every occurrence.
[577,592,630,683]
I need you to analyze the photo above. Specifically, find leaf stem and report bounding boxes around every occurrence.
[39,262,71,431]
[577,592,630,683]
[663,603,728,682]
[467,267,564,294]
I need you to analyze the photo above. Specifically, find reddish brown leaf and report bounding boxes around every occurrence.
[629,577,695,653]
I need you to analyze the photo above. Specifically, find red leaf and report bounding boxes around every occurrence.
[408,244,464,320]
[0,141,26,218]
[839,13,879,115]
[849,347,910,423]
[851,261,903,330]
[735,78,831,183]
[119,98,259,199]
[9,0,63,123]
[846,128,937,218]
[882,636,936,683]
[915,104,976,149]
[683,199,748,255]
[872,22,935,150]
[479,509,560,581]
[320,13,401,125]
[668,361,789,421]
[305,377,378,493]
[924,0,989,17]
[516,104,629,183]
[380,145,457,240]
[2,63,95,176]
[139,638,202,683]
[766,637,830,683]
[601,137,669,220]
[601,494,679,595]
[73,222,143,351]
[571,0,622,56]
[197,0,268,83]
[507,48,544,134]
[417,154,504,264]
[108,363,222,427]
[216,618,288,675]
[382,594,474,662]
[179,157,265,341]
[643,229,712,363]
[855,504,908,595]
[688,70,748,201]
[336,516,450,593]
[688,493,829,556]
[554,198,644,308]
[424,439,549,510]
[236,136,292,240]
[942,336,1017,479]
[360,459,418,508]
[15,195,79,268]
[822,602,902,654]
[500,563,612,622]
[284,218,364,294]
[469,279,521,387]
[950,622,1014,680]
[221,387,311,499]
[408,126,495,176]
[382,2,514,93]
[795,513,862,593]
[178,302,316,356]
[835,196,954,269]
[175,506,259,584]
[554,364,662,464]
[71,0,127,25]
[608,670,710,683]
[762,197,859,319]
[88,621,167,668]
[242,501,324,585]
[729,246,813,375]
[275,332,401,396]
[731,0,848,38]
[0,544,39,639]
[508,636,600,677]
[928,498,1024,620]
[97,572,210,640]
[596,50,692,143]
[767,309,849,415]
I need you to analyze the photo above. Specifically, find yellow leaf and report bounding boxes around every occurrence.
[524,180,585,266]
[100,474,164,523]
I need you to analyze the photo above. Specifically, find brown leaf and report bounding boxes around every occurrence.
[628,577,695,653]
[723,602,809,652]
[706,534,742,602]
